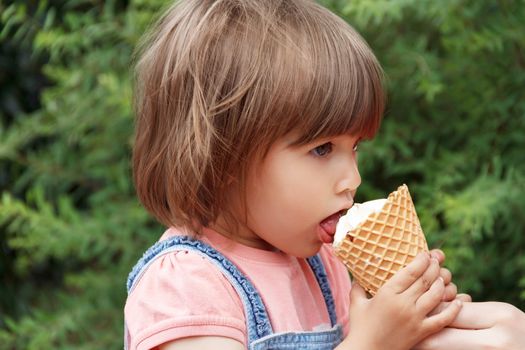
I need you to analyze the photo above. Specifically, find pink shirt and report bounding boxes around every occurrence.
[124,228,351,350]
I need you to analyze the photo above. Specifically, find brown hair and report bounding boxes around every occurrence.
[132,0,385,234]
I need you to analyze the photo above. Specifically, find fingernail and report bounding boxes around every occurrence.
[439,276,444,283]
[454,299,463,307]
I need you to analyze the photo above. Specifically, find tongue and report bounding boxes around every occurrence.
[320,213,341,236]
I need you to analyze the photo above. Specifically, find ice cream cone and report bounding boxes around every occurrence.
[333,184,428,296]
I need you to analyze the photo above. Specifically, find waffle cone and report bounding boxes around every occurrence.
[334,184,428,295]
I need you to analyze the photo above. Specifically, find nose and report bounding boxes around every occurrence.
[334,156,361,196]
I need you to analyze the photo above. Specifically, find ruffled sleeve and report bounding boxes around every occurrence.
[124,249,246,350]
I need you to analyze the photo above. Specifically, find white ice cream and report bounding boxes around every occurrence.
[333,199,388,247]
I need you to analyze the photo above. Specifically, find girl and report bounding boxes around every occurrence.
[124,0,462,349]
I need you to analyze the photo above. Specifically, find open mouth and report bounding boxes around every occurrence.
[319,210,347,238]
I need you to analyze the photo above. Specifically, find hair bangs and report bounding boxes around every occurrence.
[269,7,386,147]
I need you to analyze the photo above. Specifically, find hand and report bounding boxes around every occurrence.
[414,301,525,350]
[338,252,463,350]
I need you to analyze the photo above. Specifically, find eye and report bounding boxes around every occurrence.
[310,142,333,157]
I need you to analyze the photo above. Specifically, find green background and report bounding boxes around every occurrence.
[1,0,524,348]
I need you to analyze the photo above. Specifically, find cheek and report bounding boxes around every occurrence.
[249,170,323,224]
[245,151,333,228]
[258,161,311,203]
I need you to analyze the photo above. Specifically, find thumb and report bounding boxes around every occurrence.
[350,280,368,304]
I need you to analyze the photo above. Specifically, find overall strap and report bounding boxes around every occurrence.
[126,236,274,344]
[306,255,338,327]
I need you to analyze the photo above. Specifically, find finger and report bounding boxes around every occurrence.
[447,302,502,329]
[428,294,472,317]
[442,282,457,301]
[429,249,445,264]
[439,267,452,285]
[456,293,472,302]
[350,281,369,305]
[406,257,441,297]
[385,252,431,294]
[428,301,451,317]
[422,299,463,334]
[416,276,445,314]
[438,267,454,301]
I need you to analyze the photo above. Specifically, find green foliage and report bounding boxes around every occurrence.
[0,0,164,348]
[322,0,525,307]
[1,0,524,348]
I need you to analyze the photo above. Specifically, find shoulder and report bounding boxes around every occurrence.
[125,247,246,350]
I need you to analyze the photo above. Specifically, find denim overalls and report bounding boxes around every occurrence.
[125,236,344,350]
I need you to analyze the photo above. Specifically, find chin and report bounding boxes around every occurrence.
[290,243,323,258]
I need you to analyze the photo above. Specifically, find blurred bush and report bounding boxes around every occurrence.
[0,0,165,348]
[1,0,524,348]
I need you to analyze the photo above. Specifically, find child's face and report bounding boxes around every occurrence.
[225,133,362,257]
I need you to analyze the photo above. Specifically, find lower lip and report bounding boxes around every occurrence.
[317,225,334,244]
